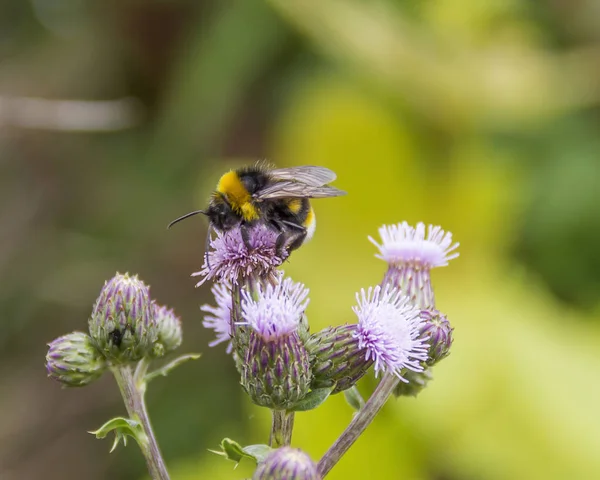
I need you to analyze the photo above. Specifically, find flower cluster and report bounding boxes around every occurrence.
[45,183,460,480]
[199,221,458,406]
[46,272,183,387]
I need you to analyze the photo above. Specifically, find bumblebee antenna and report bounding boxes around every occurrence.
[167,210,206,229]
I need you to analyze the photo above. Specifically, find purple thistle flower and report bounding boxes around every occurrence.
[353,286,428,381]
[369,222,459,268]
[237,275,312,409]
[240,276,309,341]
[253,446,320,480]
[369,222,459,309]
[200,282,233,353]
[192,224,288,286]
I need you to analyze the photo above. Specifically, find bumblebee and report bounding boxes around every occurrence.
[169,164,345,255]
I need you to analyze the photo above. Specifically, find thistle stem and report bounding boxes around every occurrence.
[317,373,399,477]
[269,410,295,447]
[112,365,170,480]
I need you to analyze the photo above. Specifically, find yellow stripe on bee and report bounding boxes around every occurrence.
[303,207,316,241]
[287,199,302,214]
[217,171,249,204]
[241,202,259,221]
[216,171,259,221]
[303,207,314,227]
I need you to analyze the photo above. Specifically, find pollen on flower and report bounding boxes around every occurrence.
[240,276,309,341]
[192,224,287,286]
[353,285,428,380]
[369,222,459,269]
[200,283,233,353]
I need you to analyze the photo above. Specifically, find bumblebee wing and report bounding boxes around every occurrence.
[269,166,337,186]
[255,182,346,199]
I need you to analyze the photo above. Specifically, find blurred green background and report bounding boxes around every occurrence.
[1,0,599,479]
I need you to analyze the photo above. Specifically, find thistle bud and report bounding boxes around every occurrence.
[153,303,183,355]
[253,447,320,480]
[88,273,157,363]
[46,332,106,387]
[306,324,373,394]
[393,368,433,397]
[419,309,453,365]
[238,277,312,410]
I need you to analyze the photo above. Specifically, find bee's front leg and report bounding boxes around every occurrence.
[240,223,252,252]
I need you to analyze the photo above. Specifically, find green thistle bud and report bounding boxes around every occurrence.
[88,273,157,363]
[253,447,320,480]
[241,331,312,410]
[419,309,453,366]
[153,302,182,355]
[306,324,373,394]
[46,332,106,387]
[393,368,433,397]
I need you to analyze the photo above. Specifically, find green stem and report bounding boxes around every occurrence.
[269,410,295,447]
[112,365,170,480]
[317,374,399,477]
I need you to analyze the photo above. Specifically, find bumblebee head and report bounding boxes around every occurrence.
[206,194,240,231]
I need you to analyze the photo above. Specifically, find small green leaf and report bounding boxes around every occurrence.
[343,385,365,411]
[89,417,147,452]
[209,438,272,466]
[242,444,273,463]
[288,387,333,412]
[144,353,201,383]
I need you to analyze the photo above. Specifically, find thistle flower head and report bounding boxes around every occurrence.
[369,222,459,309]
[46,332,106,387]
[353,286,428,380]
[253,447,320,480]
[419,309,453,366]
[240,276,309,341]
[192,224,287,286]
[88,272,157,363]
[238,275,312,409]
[153,302,183,355]
[369,222,459,269]
[200,282,233,353]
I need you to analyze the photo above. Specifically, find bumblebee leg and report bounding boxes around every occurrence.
[286,227,307,253]
[274,220,307,258]
[269,219,283,232]
[240,223,252,251]
[275,231,287,257]
[204,225,213,269]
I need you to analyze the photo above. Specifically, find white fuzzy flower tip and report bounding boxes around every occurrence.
[353,286,428,380]
[200,283,233,353]
[369,222,459,269]
[192,224,287,286]
[240,276,309,341]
